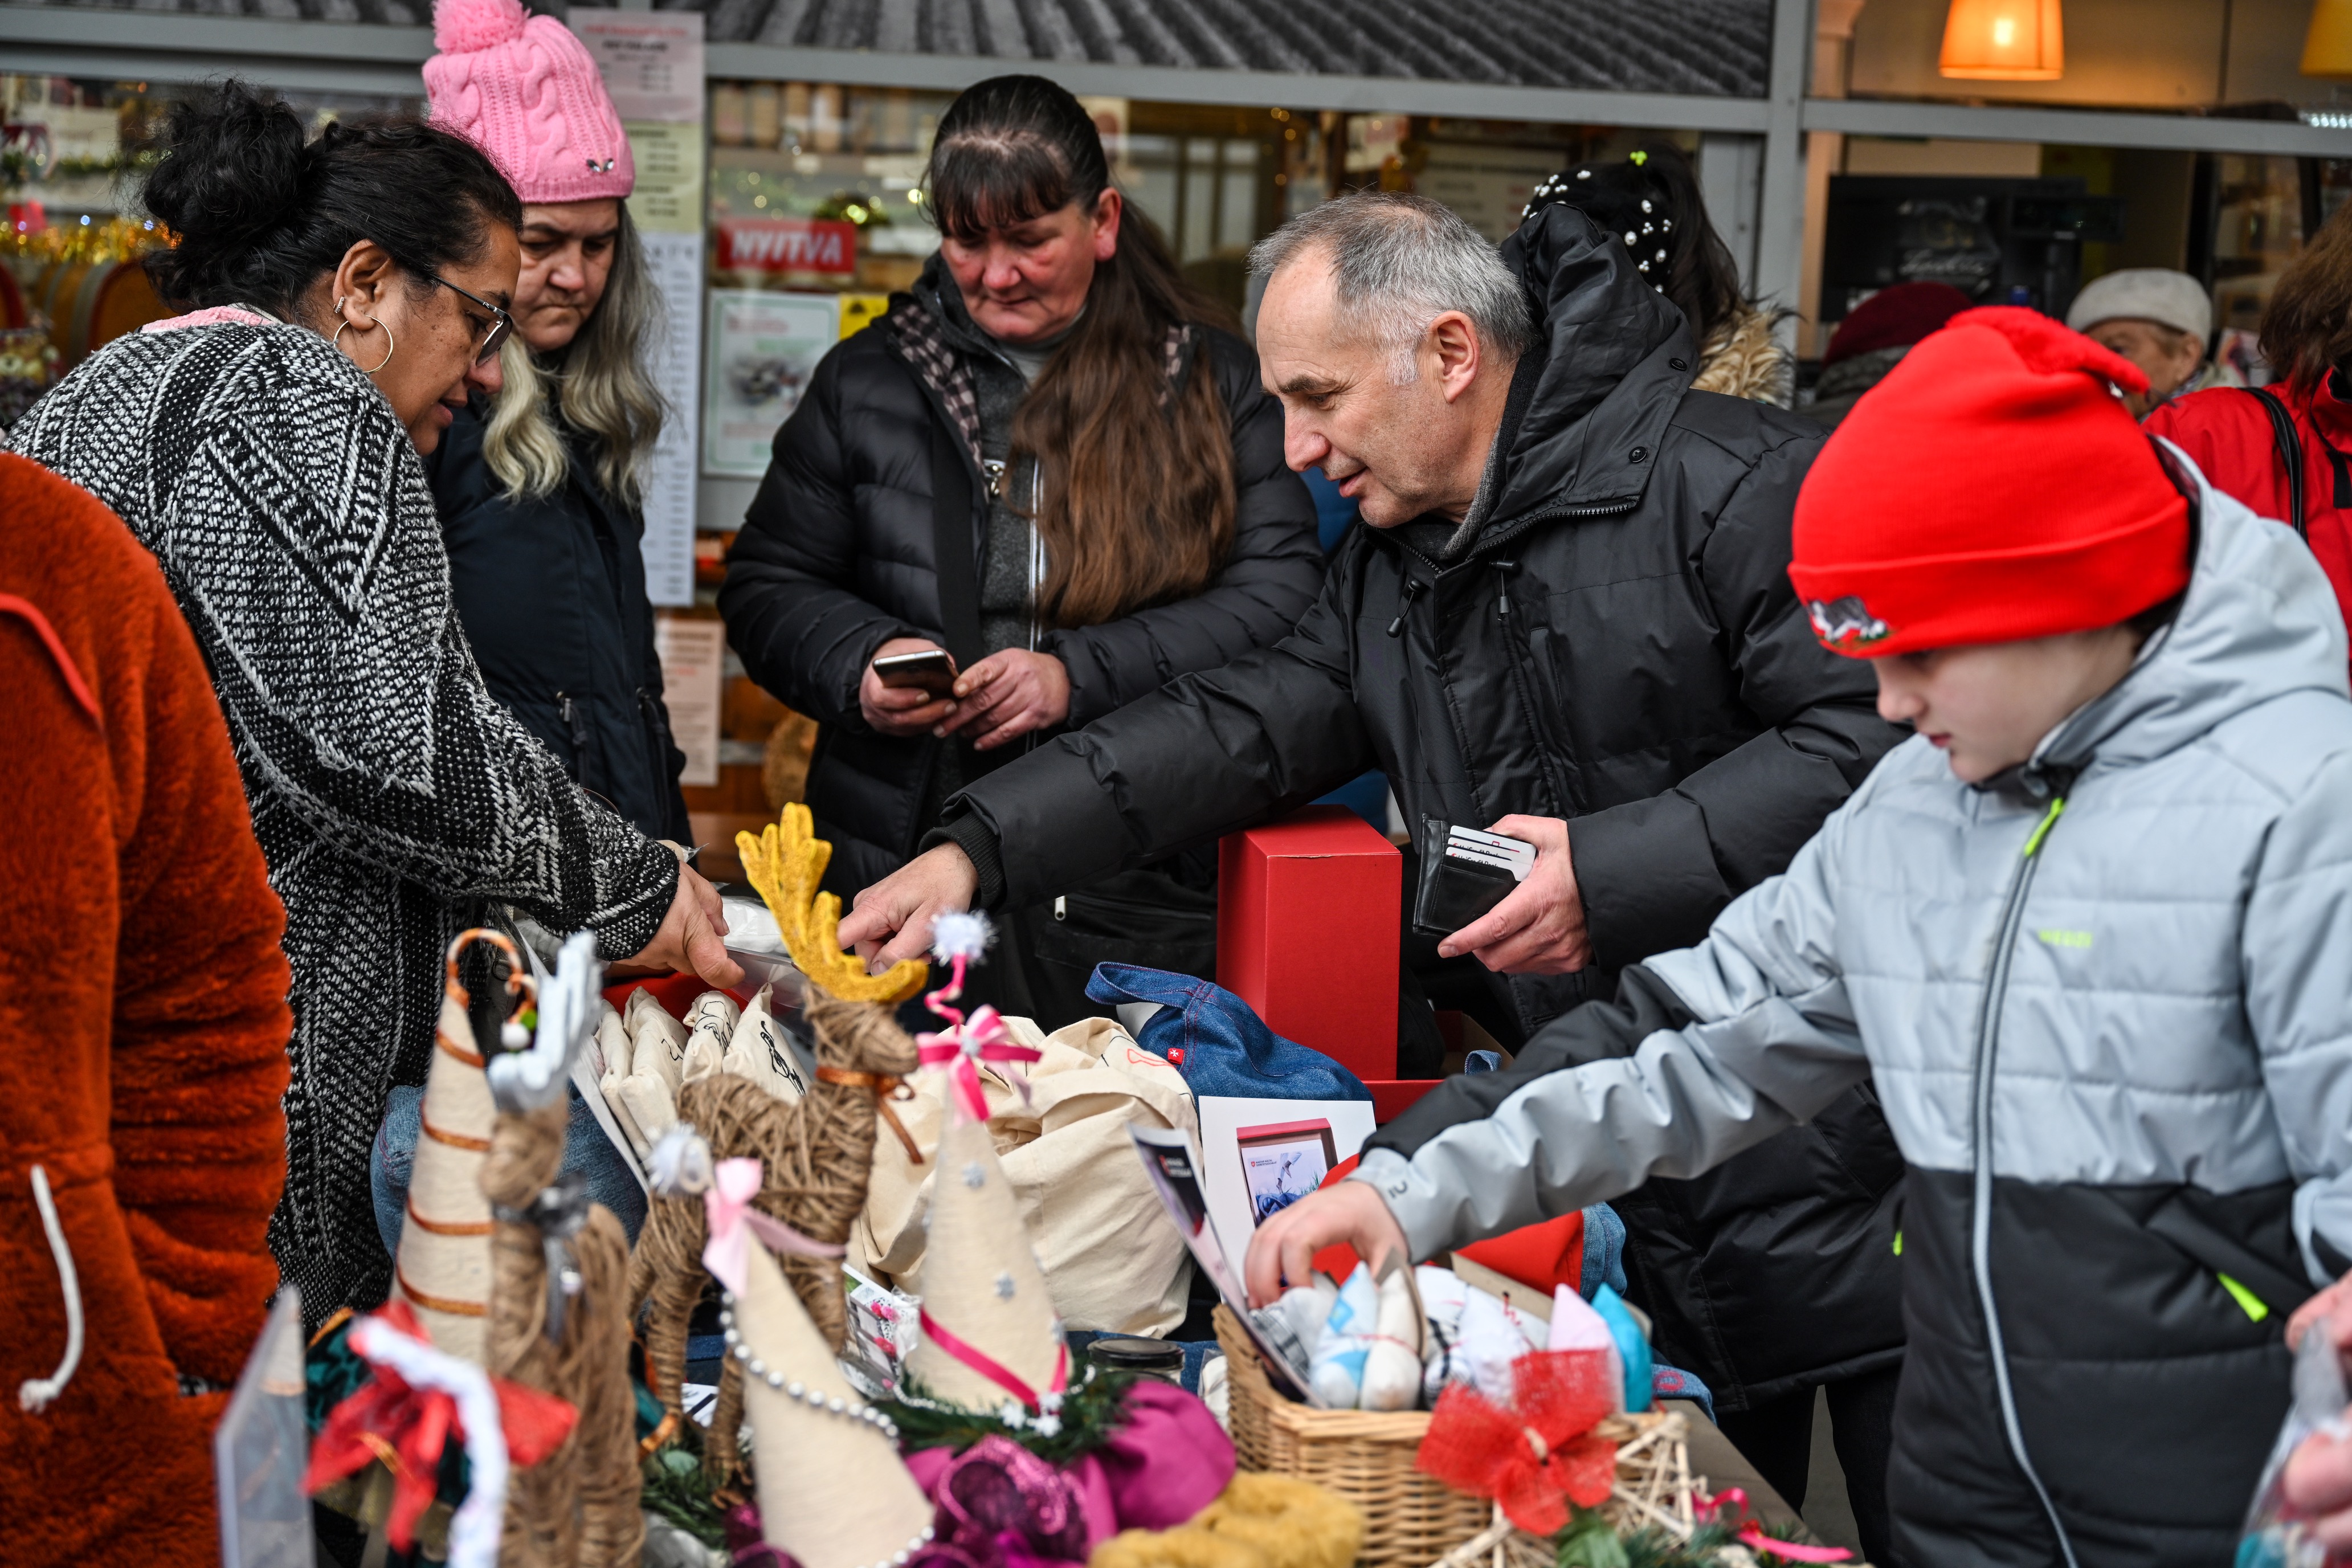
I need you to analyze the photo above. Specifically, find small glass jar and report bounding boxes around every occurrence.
[1086,1336,1186,1385]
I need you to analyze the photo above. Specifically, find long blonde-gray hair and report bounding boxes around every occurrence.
[483,203,665,508]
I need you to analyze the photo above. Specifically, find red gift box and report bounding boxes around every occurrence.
[1216,805,1400,1084]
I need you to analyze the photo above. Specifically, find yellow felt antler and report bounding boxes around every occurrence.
[738,803,928,1004]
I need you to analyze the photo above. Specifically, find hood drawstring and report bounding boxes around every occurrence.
[20,1165,84,1412]
[1387,577,1424,638]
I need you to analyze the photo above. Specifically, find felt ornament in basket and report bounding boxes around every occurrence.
[738,803,928,1004]
[708,1154,938,1568]
[394,929,528,1363]
[899,913,1069,1416]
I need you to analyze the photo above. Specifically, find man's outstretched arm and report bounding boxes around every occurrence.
[843,578,1373,964]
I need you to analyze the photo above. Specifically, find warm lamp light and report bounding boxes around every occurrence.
[2305,0,2352,76]
[1939,0,2065,80]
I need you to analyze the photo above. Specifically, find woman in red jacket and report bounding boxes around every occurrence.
[0,452,293,1566]
[2149,205,2352,635]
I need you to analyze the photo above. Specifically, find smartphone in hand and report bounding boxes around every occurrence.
[872,648,958,697]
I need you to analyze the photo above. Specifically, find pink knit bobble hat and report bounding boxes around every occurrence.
[423,0,634,204]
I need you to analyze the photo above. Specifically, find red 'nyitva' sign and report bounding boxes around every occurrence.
[716,217,858,274]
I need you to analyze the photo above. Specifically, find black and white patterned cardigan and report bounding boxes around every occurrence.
[14,317,677,1322]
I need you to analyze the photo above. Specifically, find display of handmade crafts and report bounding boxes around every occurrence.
[627,986,918,1480]
[480,930,643,1568]
[303,1301,578,1568]
[393,928,522,1363]
[1415,1345,1849,1568]
[895,912,1063,1412]
[707,1153,940,1568]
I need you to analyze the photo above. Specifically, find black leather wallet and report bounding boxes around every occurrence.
[1412,818,1522,937]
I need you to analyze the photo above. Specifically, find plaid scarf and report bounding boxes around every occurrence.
[885,288,1193,471]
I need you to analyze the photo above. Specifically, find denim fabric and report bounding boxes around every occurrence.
[1582,1201,1629,1297]
[1085,963,1371,1102]
[371,1081,649,1259]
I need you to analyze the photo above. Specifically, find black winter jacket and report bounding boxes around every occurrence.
[718,308,1324,896]
[939,205,1909,1407]
[427,398,691,843]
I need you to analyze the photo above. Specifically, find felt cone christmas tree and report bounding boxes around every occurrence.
[712,1163,935,1568]
[394,929,524,1363]
[901,914,1068,1415]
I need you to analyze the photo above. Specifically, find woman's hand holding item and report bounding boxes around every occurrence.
[938,648,1071,750]
[839,843,979,969]
[860,637,960,736]
[1244,1179,1410,1309]
[1436,814,1591,975]
[620,864,745,989]
[2282,1276,2352,1546]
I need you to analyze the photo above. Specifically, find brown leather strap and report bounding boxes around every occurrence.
[816,1065,926,1165]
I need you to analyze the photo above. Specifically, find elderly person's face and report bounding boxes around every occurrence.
[2084,316,2205,418]
[1256,251,1498,527]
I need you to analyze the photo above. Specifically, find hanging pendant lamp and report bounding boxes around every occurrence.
[1939,0,2065,80]
[2305,0,2352,76]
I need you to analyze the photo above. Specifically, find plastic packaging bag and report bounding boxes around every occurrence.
[2237,1312,2352,1568]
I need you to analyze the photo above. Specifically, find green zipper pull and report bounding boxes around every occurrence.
[2022,795,2067,858]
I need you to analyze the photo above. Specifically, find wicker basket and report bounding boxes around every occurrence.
[1213,1306,1489,1568]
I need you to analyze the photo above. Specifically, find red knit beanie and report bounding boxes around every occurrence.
[1790,307,2191,658]
[1821,281,1974,366]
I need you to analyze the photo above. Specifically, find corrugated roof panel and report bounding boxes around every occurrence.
[6,0,1769,93]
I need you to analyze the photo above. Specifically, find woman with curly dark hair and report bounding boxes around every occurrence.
[12,80,738,1325]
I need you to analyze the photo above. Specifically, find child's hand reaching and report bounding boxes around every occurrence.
[2281,1272,2352,1547]
[1244,1179,1409,1308]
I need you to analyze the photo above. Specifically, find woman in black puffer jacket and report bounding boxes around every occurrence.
[719,75,1322,1026]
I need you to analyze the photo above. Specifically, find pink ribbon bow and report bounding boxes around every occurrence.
[701,1157,846,1296]
[917,1004,1042,1125]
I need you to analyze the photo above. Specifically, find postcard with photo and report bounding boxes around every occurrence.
[1238,1117,1340,1227]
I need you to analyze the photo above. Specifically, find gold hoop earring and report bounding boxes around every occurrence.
[332,314,395,375]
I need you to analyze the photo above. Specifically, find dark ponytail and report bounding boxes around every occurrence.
[1522,141,1745,351]
[142,79,521,315]
[924,74,1238,630]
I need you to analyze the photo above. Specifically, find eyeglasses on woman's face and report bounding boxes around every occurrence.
[427,273,515,366]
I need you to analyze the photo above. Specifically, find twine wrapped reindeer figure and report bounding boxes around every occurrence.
[627,805,925,1480]
[482,931,642,1568]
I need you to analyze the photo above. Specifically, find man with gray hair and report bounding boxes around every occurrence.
[842,194,1906,1549]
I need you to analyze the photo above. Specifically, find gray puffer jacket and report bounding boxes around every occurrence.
[1358,461,2352,1568]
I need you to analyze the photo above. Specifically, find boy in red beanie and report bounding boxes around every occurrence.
[1251,308,2352,1567]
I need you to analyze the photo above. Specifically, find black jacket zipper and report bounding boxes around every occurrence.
[1491,560,1582,815]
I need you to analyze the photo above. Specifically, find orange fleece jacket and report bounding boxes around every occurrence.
[0,452,292,1566]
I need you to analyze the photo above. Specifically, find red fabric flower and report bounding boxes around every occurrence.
[303,1302,578,1552]
[1415,1350,1618,1535]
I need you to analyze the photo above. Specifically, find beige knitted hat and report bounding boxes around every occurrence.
[729,1230,936,1568]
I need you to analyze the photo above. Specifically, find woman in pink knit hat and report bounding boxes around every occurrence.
[420,0,689,847]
